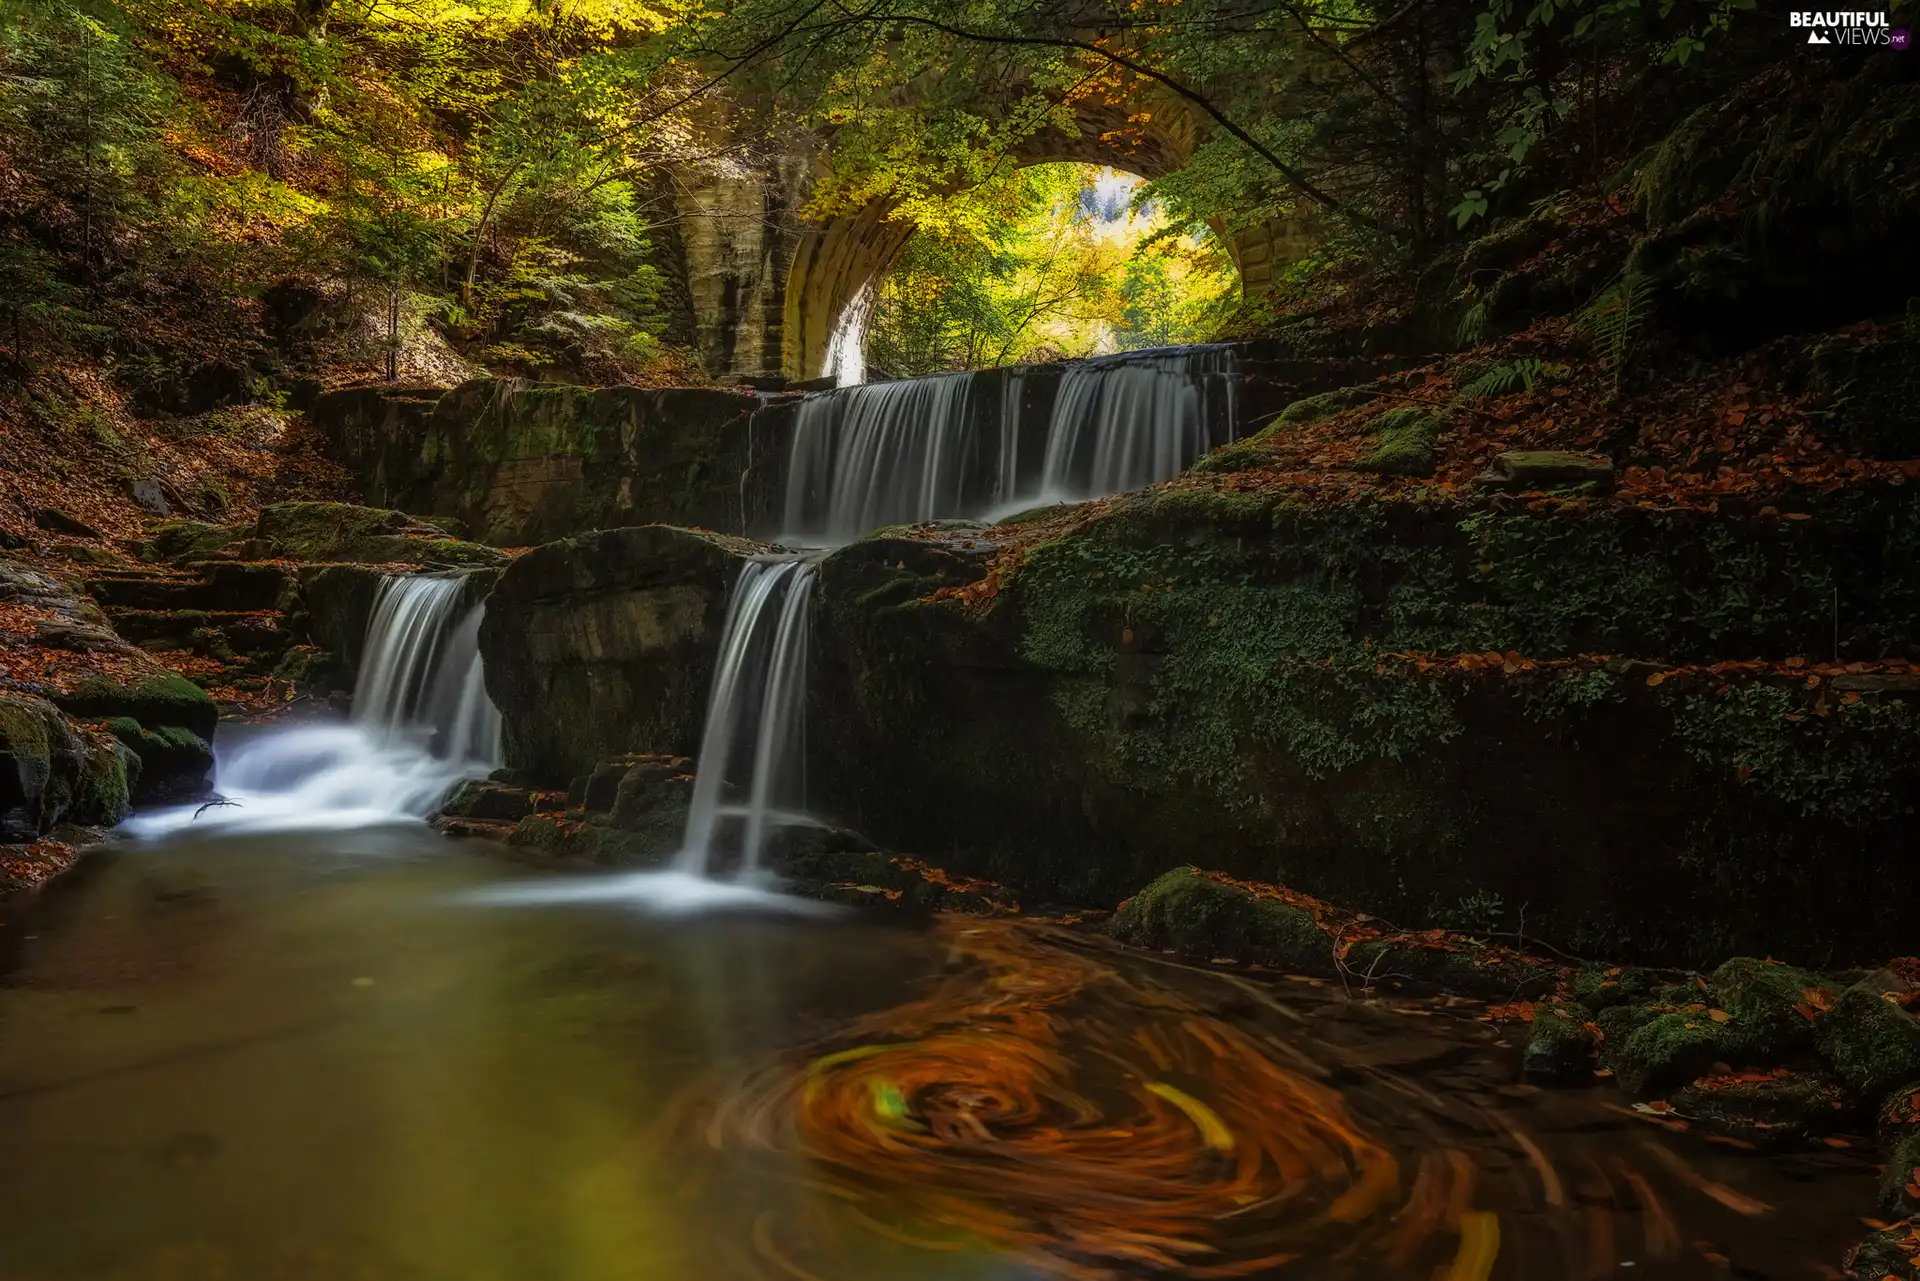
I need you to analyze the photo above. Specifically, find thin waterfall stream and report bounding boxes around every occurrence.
[676,556,817,879]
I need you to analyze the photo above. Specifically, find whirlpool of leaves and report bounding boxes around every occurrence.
[672,920,1872,1281]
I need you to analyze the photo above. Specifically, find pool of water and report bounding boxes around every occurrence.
[0,827,1877,1280]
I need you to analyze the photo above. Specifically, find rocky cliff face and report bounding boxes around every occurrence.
[312,380,765,546]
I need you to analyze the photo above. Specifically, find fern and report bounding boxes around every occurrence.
[1579,269,1656,398]
[1456,300,1490,346]
[1456,357,1546,402]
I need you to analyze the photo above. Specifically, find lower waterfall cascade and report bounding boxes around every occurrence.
[676,556,818,879]
[128,573,502,836]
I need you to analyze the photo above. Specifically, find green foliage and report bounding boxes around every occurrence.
[866,165,1236,374]
[1673,683,1919,827]
[1455,356,1551,402]
[1578,269,1655,398]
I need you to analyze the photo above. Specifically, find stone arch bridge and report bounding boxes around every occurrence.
[651,93,1316,382]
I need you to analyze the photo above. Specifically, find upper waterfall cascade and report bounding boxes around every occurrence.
[779,345,1240,545]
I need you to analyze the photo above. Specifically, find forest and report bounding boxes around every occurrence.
[1,0,1919,1276]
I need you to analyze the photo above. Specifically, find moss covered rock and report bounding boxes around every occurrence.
[1524,1007,1598,1083]
[1573,965,1662,1011]
[1668,1069,1850,1147]
[1710,956,1831,1063]
[1109,868,1330,973]
[1609,1011,1727,1099]
[504,813,672,867]
[103,717,214,804]
[141,519,249,565]
[1479,450,1615,493]
[1343,938,1557,998]
[253,502,505,567]
[439,778,540,823]
[0,692,129,840]
[54,672,217,740]
[1882,1132,1920,1221]
[1277,384,1380,428]
[1818,985,1920,1103]
[1353,408,1439,476]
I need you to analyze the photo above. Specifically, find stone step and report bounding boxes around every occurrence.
[108,608,289,654]
[85,561,295,611]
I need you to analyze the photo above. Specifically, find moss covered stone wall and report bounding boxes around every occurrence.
[312,381,763,546]
[806,488,1920,964]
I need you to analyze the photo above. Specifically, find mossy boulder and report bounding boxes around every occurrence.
[0,692,129,840]
[1276,384,1379,428]
[102,717,214,804]
[1710,956,1831,1063]
[1573,965,1662,1011]
[1818,985,1920,1103]
[1478,450,1615,493]
[439,778,540,823]
[1609,1010,1727,1098]
[477,525,767,782]
[142,519,249,565]
[1352,408,1439,476]
[1343,938,1557,999]
[252,502,505,567]
[504,812,672,867]
[1882,1132,1920,1220]
[1668,1069,1850,1147]
[1109,868,1330,974]
[54,671,217,741]
[1524,1006,1599,1083]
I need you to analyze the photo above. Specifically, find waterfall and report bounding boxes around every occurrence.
[463,557,831,916]
[354,574,502,765]
[781,374,981,545]
[126,572,502,836]
[774,345,1238,545]
[1038,346,1239,501]
[676,557,817,878]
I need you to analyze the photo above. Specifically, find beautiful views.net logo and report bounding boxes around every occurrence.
[1789,11,1901,44]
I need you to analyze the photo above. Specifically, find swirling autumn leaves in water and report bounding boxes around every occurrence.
[680,919,1505,1280]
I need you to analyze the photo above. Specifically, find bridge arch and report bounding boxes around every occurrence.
[654,96,1315,380]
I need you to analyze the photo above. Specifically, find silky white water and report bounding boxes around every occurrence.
[471,557,826,915]
[677,557,817,877]
[782,373,981,543]
[1038,346,1240,500]
[776,345,1238,544]
[127,573,502,836]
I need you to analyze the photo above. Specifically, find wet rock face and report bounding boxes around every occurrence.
[477,525,765,781]
[310,381,763,546]
[800,486,1920,964]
